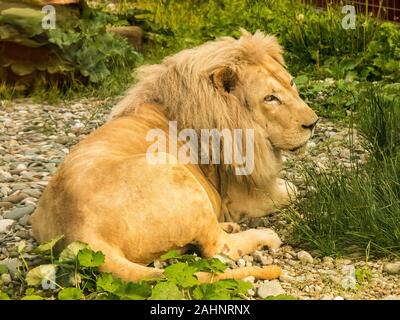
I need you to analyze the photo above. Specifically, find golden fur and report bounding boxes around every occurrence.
[31,30,317,283]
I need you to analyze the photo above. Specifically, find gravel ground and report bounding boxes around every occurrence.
[1,99,399,300]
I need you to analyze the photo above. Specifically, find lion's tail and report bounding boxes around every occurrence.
[196,265,282,283]
[99,246,282,284]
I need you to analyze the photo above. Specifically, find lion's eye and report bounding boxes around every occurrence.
[290,79,294,86]
[264,95,281,104]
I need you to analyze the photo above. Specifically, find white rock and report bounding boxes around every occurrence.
[308,141,316,148]
[323,256,334,265]
[15,163,27,172]
[70,121,85,133]
[247,289,255,296]
[257,280,285,298]
[242,276,255,283]
[383,262,400,275]
[333,296,344,300]
[297,250,314,264]
[260,255,273,265]
[237,258,246,268]
[0,219,15,233]
[279,271,295,283]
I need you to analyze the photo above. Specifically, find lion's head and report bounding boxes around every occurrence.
[111,29,318,187]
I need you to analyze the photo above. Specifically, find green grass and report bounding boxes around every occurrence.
[3,0,399,114]
[288,91,400,258]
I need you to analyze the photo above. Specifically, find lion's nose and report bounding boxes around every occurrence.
[302,118,319,130]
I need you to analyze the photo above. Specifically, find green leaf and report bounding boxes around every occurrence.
[164,263,199,288]
[149,281,184,300]
[117,282,152,300]
[193,284,231,300]
[294,75,309,87]
[0,291,10,300]
[77,248,105,268]
[193,279,252,300]
[25,288,35,296]
[0,8,45,37]
[264,294,297,300]
[59,241,89,263]
[25,264,57,287]
[192,258,227,273]
[96,273,123,293]
[0,265,8,275]
[17,240,26,254]
[34,235,64,254]
[160,250,181,261]
[58,288,83,300]
[21,295,44,300]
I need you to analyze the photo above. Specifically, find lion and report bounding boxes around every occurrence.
[31,30,318,283]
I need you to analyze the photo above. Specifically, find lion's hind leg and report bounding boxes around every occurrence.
[84,239,164,282]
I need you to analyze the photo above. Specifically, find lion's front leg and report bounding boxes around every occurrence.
[222,178,297,222]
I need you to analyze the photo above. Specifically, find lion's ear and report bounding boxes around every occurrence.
[210,67,238,93]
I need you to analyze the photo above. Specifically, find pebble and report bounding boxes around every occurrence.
[322,256,335,268]
[18,215,31,226]
[4,205,35,220]
[237,258,246,268]
[297,250,314,264]
[1,273,12,285]
[260,255,273,265]
[0,258,21,276]
[383,262,400,275]
[0,219,15,233]
[279,271,295,283]
[242,276,255,283]
[257,280,286,298]
[3,192,29,204]
[0,201,13,209]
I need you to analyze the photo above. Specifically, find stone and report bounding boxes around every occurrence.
[237,258,246,268]
[4,205,35,220]
[0,219,15,233]
[242,276,255,283]
[0,258,21,276]
[1,273,12,285]
[383,262,400,275]
[18,215,31,226]
[257,280,286,298]
[260,255,273,265]
[15,163,27,172]
[21,188,42,198]
[297,250,314,264]
[279,271,295,283]
[3,192,29,204]
[0,201,13,209]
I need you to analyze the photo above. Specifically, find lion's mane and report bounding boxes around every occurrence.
[110,30,285,188]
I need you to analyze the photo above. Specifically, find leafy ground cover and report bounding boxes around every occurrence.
[1,235,282,300]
